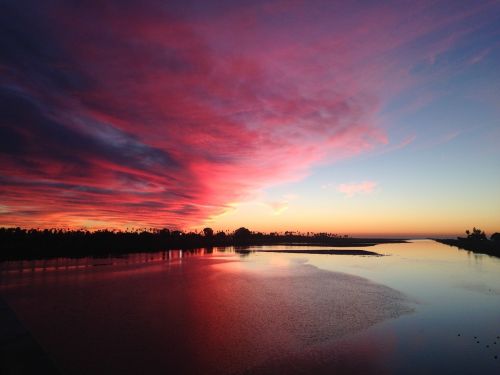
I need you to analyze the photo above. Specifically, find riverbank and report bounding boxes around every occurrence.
[434,239,500,257]
[0,227,406,261]
[245,249,382,256]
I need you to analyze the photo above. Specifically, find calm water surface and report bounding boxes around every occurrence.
[1,240,500,374]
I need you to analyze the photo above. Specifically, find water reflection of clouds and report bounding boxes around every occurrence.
[4,240,500,373]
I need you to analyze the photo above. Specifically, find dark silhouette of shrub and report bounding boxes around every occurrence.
[234,227,251,238]
[203,227,214,238]
[215,231,226,239]
[465,227,487,240]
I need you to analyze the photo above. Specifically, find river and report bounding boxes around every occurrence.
[1,240,499,374]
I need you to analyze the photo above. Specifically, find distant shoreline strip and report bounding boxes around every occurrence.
[240,249,382,256]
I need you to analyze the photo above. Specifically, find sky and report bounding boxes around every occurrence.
[0,0,499,236]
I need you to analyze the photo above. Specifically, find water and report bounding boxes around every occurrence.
[1,240,500,374]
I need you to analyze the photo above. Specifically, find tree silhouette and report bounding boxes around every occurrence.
[465,227,487,240]
[215,231,226,240]
[0,226,404,260]
[203,227,214,238]
[233,227,251,240]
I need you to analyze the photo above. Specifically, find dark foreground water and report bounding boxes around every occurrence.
[1,240,500,374]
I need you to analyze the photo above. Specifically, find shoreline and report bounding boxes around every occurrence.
[243,249,382,256]
[434,239,500,258]
[0,228,406,261]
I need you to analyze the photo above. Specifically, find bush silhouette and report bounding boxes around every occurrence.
[203,227,214,238]
[234,227,251,239]
[465,227,487,241]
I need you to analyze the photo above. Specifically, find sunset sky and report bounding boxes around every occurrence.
[1,0,499,236]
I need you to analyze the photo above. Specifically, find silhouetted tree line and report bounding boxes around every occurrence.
[464,227,487,241]
[0,226,404,260]
[436,227,500,257]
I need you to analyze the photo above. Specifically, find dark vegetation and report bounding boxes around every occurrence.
[436,227,500,257]
[0,227,406,261]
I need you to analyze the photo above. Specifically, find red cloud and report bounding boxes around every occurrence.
[0,1,497,229]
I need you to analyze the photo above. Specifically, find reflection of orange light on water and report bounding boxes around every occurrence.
[212,261,244,273]
[268,256,292,268]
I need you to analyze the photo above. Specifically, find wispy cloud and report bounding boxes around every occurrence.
[265,201,289,215]
[468,47,493,66]
[263,193,298,215]
[0,0,497,228]
[337,181,378,198]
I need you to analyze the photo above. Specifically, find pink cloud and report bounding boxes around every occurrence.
[265,201,289,215]
[0,1,497,229]
[337,182,378,198]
